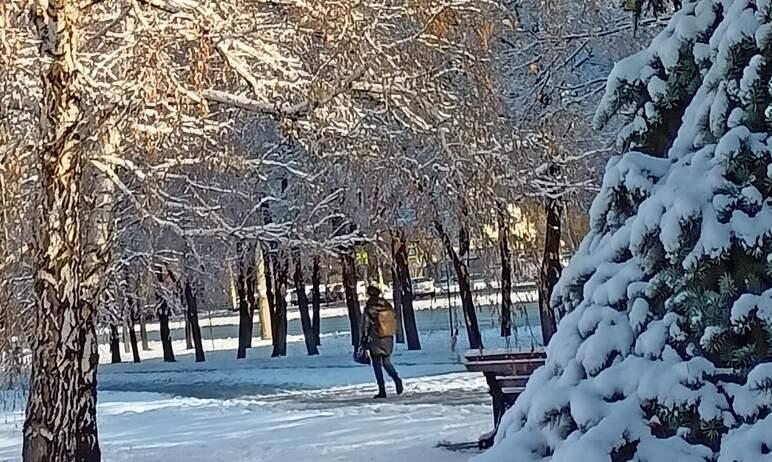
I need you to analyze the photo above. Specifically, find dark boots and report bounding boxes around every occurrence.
[372,354,403,399]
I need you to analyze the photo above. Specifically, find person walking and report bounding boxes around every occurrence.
[361,285,404,399]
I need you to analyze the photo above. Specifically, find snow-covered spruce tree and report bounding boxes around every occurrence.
[476,1,772,461]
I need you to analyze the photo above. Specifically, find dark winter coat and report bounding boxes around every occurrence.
[361,297,396,357]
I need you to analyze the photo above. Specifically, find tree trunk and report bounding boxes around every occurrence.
[498,208,513,338]
[24,3,102,459]
[184,320,193,350]
[237,241,255,359]
[340,251,362,348]
[125,296,141,363]
[260,206,278,344]
[122,323,131,353]
[539,196,562,345]
[139,313,150,351]
[184,281,206,362]
[311,256,322,346]
[365,243,382,285]
[394,234,420,350]
[255,243,273,340]
[294,253,319,355]
[271,257,289,357]
[110,325,122,364]
[435,221,483,349]
[158,310,175,362]
[391,257,405,344]
[264,251,278,343]
[127,319,141,364]
[156,273,175,363]
[246,251,257,348]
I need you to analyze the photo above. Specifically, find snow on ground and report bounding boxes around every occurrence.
[97,325,537,395]
[0,387,491,462]
[2,324,538,461]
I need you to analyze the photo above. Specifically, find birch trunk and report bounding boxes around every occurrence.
[24,2,101,460]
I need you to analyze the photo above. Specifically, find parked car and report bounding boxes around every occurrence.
[412,277,436,298]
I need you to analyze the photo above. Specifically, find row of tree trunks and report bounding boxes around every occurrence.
[435,221,483,350]
[498,207,513,338]
[538,196,562,345]
[24,2,102,458]
[294,252,319,355]
[393,234,420,350]
[184,281,206,362]
[311,256,322,346]
[340,252,362,348]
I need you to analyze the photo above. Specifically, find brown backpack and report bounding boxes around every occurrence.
[376,309,397,337]
[368,299,397,337]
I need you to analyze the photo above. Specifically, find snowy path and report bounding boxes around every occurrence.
[1,376,491,462]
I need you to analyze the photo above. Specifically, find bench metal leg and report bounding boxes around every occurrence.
[479,372,505,449]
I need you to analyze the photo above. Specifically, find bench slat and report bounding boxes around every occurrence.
[496,376,530,388]
[464,359,544,375]
[465,351,545,362]
[501,386,526,395]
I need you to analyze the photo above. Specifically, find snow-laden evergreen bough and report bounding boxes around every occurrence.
[475,0,772,460]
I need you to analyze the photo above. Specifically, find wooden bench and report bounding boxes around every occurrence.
[464,349,546,450]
